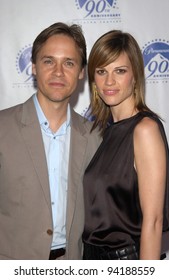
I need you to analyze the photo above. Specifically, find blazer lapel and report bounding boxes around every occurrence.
[20,97,51,211]
[66,110,87,236]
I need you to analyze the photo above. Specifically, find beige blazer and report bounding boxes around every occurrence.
[0,96,101,259]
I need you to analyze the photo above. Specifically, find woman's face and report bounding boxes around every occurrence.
[94,52,135,110]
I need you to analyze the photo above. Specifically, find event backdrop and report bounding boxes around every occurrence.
[0,0,169,258]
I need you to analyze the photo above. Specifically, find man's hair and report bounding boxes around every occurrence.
[31,22,87,69]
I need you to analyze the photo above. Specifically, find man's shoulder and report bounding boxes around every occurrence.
[0,103,22,119]
[71,110,101,140]
[0,96,34,123]
[71,110,93,130]
[0,96,31,112]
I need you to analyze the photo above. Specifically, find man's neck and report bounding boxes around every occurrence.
[37,95,69,133]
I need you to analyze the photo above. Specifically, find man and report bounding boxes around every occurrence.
[0,22,101,259]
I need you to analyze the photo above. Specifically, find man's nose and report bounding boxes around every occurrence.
[53,63,64,77]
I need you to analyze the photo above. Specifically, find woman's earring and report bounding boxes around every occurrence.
[93,83,99,101]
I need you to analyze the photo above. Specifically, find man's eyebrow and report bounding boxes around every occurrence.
[40,55,77,61]
[40,55,53,59]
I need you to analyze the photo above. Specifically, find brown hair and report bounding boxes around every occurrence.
[88,30,153,134]
[32,22,87,69]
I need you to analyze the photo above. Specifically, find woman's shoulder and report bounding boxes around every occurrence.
[134,113,161,140]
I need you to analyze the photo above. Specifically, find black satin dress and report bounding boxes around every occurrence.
[82,111,169,259]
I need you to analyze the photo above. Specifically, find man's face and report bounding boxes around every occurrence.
[32,34,84,105]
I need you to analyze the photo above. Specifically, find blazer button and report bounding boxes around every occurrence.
[47,229,53,235]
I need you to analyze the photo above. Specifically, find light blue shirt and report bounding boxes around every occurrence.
[33,94,70,249]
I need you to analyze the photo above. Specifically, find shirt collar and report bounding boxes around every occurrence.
[33,93,71,132]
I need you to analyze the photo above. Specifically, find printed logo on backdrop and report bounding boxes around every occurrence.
[74,0,121,24]
[142,40,169,84]
[13,45,36,88]
[81,106,95,120]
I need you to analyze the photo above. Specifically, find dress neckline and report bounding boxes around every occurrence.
[112,112,141,126]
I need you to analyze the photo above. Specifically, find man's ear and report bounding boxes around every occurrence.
[79,68,84,80]
[32,64,36,76]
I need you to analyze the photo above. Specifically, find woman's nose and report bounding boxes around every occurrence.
[105,73,116,85]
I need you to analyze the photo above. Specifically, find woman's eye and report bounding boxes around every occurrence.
[116,68,127,74]
[96,69,105,75]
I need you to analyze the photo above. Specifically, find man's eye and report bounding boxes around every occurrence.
[66,61,74,67]
[43,59,52,64]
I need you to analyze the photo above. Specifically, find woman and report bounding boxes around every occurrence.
[82,30,169,260]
